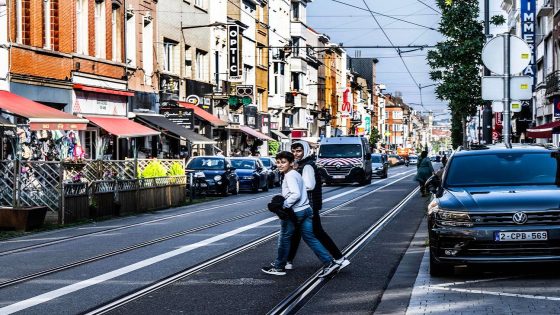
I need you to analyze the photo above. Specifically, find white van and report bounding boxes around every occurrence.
[316,136,373,185]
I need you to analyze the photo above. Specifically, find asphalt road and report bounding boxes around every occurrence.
[0,165,426,314]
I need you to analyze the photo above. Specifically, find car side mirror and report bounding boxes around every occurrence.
[365,153,372,160]
[227,166,236,171]
[425,174,442,197]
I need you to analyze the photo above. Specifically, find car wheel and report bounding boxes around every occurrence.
[221,182,229,196]
[232,181,239,195]
[252,180,259,193]
[429,248,454,277]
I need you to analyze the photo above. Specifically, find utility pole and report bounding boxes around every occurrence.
[482,0,493,144]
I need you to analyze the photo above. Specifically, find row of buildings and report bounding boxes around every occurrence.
[0,0,436,161]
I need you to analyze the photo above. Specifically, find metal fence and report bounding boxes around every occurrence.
[0,159,186,213]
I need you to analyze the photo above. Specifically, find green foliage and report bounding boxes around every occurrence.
[427,0,484,148]
[140,160,167,178]
[491,15,506,26]
[268,140,280,155]
[167,162,185,176]
[369,126,381,148]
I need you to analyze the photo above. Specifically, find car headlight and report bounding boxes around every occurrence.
[430,202,472,227]
[243,176,254,180]
[316,163,324,167]
[375,167,383,170]
[194,172,205,178]
[214,175,222,181]
[353,163,362,167]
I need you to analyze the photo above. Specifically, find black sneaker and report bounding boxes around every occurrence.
[262,266,286,276]
[317,261,340,278]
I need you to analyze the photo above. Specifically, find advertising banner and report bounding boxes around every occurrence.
[228,25,242,81]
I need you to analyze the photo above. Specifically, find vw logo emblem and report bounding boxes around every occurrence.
[512,212,528,224]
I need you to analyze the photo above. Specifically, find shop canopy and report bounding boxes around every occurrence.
[135,114,216,145]
[0,116,15,128]
[239,125,274,141]
[73,84,135,97]
[270,129,288,140]
[85,115,160,138]
[178,101,228,127]
[0,91,88,130]
[526,120,560,139]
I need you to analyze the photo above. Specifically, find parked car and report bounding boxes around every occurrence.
[259,156,281,188]
[388,154,404,166]
[186,156,239,196]
[230,157,269,192]
[408,155,418,165]
[371,153,388,178]
[426,144,560,276]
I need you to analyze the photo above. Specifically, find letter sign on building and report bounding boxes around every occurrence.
[228,25,242,81]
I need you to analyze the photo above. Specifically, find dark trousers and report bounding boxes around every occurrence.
[287,207,343,262]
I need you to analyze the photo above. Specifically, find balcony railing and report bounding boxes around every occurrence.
[545,71,560,96]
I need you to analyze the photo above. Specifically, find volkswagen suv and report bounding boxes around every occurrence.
[426,144,560,276]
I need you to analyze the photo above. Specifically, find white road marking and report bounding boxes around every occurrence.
[429,285,560,301]
[0,170,415,314]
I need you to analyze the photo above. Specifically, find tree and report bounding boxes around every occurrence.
[427,0,486,148]
[369,126,381,149]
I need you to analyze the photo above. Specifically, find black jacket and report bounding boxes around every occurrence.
[296,156,322,211]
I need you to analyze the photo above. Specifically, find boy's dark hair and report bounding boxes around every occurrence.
[291,142,303,150]
[276,151,295,163]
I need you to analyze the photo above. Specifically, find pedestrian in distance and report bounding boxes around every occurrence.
[414,150,434,197]
[262,151,341,277]
[285,141,350,271]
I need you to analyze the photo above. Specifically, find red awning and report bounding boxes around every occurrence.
[73,84,134,97]
[526,120,560,139]
[178,101,228,127]
[85,115,160,138]
[0,90,88,130]
[239,125,274,141]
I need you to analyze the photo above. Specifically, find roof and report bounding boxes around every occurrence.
[135,114,216,145]
[0,90,88,130]
[239,125,274,141]
[455,144,556,156]
[178,101,228,127]
[320,136,366,145]
[85,115,160,138]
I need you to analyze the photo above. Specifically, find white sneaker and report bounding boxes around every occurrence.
[318,261,340,278]
[285,261,293,270]
[334,257,350,270]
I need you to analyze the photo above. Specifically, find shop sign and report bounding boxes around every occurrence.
[554,97,560,119]
[270,122,278,130]
[228,25,242,82]
[160,74,180,101]
[186,95,201,106]
[260,115,270,134]
[244,105,258,129]
[292,130,308,138]
[341,88,351,118]
[74,91,126,116]
[160,106,194,130]
[282,113,293,131]
[30,122,87,131]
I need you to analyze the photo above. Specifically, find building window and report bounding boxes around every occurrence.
[259,5,264,22]
[111,5,122,62]
[291,2,299,20]
[126,10,136,66]
[291,37,299,56]
[43,0,51,49]
[16,0,30,45]
[194,0,205,9]
[185,46,192,78]
[142,15,153,85]
[196,50,207,80]
[163,38,177,73]
[94,0,106,58]
[76,0,88,54]
[291,72,301,91]
[257,46,265,66]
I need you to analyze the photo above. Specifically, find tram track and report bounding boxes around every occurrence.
[82,171,416,315]
[0,185,354,289]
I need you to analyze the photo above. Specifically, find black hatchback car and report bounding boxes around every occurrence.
[426,144,560,276]
[186,156,239,195]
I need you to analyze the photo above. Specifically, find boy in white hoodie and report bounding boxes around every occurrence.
[261,151,340,277]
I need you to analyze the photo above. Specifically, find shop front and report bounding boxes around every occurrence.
[178,101,227,155]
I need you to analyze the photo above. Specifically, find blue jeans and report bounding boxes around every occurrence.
[273,207,333,268]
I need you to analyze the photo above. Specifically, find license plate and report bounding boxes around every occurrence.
[495,231,548,241]
[332,175,345,179]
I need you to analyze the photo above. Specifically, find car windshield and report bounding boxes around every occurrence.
[319,144,362,158]
[231,159,256,169]
[260,158,272,167]
[371,156,382,163]
[445,152,558,187]
[187,157,225,170]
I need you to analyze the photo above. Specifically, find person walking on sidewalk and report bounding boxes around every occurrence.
[285,141,350,271]
[414,150,434,197]
[262,151,341,277]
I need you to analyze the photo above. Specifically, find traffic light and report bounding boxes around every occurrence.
[228,96,242,111]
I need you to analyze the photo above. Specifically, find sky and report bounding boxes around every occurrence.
[306,0,508,119]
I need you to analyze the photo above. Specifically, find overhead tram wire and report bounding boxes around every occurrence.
[360,0,421,89]
[329,0,438,31]
[415,0,442,15]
